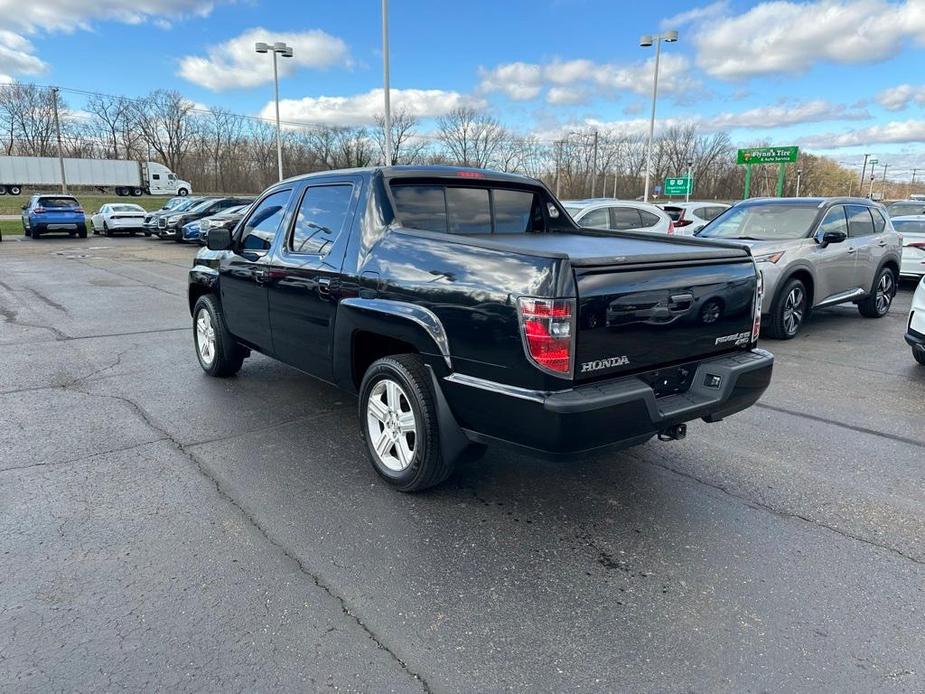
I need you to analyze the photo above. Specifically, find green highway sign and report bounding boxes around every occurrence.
[664,176,692,195]
[737,146,799,165]
[869,159,879,165]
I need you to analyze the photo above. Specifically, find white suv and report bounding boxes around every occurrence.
[562,199,674,234]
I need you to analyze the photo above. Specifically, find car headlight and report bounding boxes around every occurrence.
[167,215,183,225]
[754,251,785,264]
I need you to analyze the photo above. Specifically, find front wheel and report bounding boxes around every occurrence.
[359,354,454,492]
[192,295,245,377]
[858,267,896,318]
[914,348,925,366]
[765,278,807,339]
[177,188,189,196]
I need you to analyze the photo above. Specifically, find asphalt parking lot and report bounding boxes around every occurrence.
[1,235,923,692]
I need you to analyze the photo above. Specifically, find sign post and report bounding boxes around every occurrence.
[664,176,693,197]
[737,146,799,198]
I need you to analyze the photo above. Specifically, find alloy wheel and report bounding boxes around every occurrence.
[366,378,417,472]
[195,308,216,366]
[783,286,805,336]
[875,272,894,314]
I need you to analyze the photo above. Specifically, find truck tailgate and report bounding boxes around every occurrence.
[574,259,757,381]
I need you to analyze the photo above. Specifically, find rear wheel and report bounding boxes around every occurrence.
[914,348,925,366]
[131,187,142,196]
[858,267,896,318]
[103,222,112,237]
[765,278,807,339]
[359,354,455,492]
[31,224,43,239]
[192,295,245,377]
[77,224,87,239]
[8,185,21,195]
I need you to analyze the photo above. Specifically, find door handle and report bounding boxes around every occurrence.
[877,241,888,247]
[318,277,332,296]
[254,269,269,285]
[846,247,856,254]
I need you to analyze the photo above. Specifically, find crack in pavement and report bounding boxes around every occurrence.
[0,437,170,475]
[634,452,925,567]
[0,326,188,350]
[755,402,925,450]
[71,258,185,298]
[57,378,432,693]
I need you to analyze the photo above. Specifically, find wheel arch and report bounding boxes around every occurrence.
[335,299,452,393]
[775,265,816,310]
[188,265,219,316]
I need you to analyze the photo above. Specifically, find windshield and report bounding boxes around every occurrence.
[892,219,925,234]
[698,203,819,241]
[173,198,205,212]
[188,199,219,213]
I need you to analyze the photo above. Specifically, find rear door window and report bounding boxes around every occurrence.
[577,207,610,228]
[871,208,887,234]
[846,205,875,237]
[610,207,642,230]
[493,189,536,233]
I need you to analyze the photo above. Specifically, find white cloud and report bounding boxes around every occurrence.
[0,0,223,80]
[0,74,13,84]
[798,120,925,148]
[676,0,925,80]
[661,1,730,30]
[0,0,217,34]
[179,27,352,91]
[262,88,486,128]
[876,84,925,111]
[0,29,47,75]
[478,54,695,104]
[546,87,588,106]
[706,99,870,129]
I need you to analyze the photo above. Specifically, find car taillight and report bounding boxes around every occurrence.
[517,297,574,376]
[751,270,764,343]
[674,219,693,227]
[33,206,45,213]
[907,242,925,250]
[75,207,84,213]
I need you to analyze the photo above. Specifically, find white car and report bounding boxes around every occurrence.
[890,215,925,278]
[906,275,925,365]
[660,201,731,235]
[562,199,674,234]
[91,203,148,236]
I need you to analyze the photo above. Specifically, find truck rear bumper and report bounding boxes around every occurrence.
[442,349,774,456]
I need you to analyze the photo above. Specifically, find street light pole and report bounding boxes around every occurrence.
[256,41,294,182]
[590,130,599,198]
[796,168,803,197]
[881,163,889,199]
[685,159,692,203]
[640,30,678,203]
[51,87,67,193]
[381,0,392,166]
[858,153,870,198]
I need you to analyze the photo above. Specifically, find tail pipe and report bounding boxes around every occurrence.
[657,423,687,442]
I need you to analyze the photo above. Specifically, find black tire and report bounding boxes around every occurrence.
[23,221,30,237]
[31,224,42,239]
[103,222,112,237]
[129,230,136,236]
[8,185,21,195]
[359,354,454,492]
[857,267,896,318]
[914,348,925,366]
[131,187,142,196]
[174,231,184,243]
[77,224,87,239]
[177,188,189,196]
[192,294,245,377]
[765,277,807,339]
[143,231,151,237]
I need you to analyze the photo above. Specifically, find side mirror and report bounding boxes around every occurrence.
[207,227,233,251]
[21,204,28,211]
[817,229,847,247]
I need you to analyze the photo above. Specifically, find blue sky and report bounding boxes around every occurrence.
[2,0,925,178]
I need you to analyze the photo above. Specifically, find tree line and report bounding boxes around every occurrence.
[0,82,878,200]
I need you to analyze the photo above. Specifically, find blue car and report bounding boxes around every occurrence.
[180,220,202,243]
[22,194,88,239]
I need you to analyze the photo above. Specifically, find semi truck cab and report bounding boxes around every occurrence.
[143,162,192,196]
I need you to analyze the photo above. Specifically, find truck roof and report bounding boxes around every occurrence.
[280,165,538,186]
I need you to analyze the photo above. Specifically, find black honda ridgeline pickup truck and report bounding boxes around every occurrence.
[188,166,773,491]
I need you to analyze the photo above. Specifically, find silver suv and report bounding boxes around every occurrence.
[697,197,902,338]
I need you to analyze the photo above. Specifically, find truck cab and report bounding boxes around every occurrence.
[144,162,192,197]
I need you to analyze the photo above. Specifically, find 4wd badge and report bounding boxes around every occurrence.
[581,356,630,373]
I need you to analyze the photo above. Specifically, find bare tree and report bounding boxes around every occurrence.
[436,107,506,168]
[132,90,199,171]
[373,110,429,165]
[0,83,58,156]
[85,93,132,158]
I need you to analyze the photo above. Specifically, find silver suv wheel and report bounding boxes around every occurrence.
[783,285,805,336]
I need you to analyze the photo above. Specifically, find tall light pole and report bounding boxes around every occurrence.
[881,162,889,199]
[381,0,393,165]
[685,159,693,203]
[256,40,294,182]
[795,168,803,197]
[51,87,67,192]
[639,29,678,203]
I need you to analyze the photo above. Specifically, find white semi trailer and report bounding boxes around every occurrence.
[0,157,192,197]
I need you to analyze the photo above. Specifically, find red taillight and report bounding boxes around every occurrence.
[908,242,925,250]
[518,297,574,376]
[751,270,764,343]
[75,207,84,213]
[673,219,693,227]
[456,171,484,178]
[33,206,45,213]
